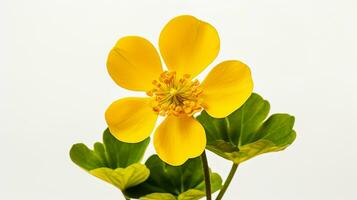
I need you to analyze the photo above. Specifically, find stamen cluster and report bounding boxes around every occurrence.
[147,71,203,116]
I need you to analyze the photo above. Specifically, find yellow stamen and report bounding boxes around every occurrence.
[147,71,203,116]
[170,88,177,95]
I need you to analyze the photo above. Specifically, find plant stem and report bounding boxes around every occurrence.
[201,151,212,200]
[216,163,239,200]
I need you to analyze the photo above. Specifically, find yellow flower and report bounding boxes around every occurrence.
[105,15,253,166]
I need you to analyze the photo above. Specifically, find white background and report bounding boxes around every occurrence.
[1,0,357,199]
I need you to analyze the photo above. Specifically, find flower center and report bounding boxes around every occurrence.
[147,71,203,116]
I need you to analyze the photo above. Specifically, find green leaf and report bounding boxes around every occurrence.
[69,128,151,191]
[70,143,106,170]
[140,193,176,200]
[125,155,222,200]
[102,128,150,168]
[178,189,205,200]
[196,93,296,164]
[193,172,222,193]
[89,164,150,190]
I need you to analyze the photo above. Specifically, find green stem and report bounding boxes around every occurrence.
[201,151,212,200]
[216,163,239,200]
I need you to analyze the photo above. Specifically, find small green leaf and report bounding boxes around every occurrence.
[140,193,177,200]
[196,93,296,164]
[103,128,150,168]
[125,155,222,200]
[178,189,205,200]
[193,172,222,193]
[69,128,151,192]
[89,163,150,190]
[70,143,106,170]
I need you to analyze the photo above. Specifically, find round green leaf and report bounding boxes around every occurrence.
[196,93,296,164]
[102,128,150,168]
[125,155,222,200]
[178,189,205,200]
[69,128,151,192]
[70,143,106,171]
[89,163,150,190]
[70,128,150,169]
[140,193,176,200]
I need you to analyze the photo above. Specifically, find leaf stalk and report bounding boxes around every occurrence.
[216,163,239,200]
[201,151,212,200]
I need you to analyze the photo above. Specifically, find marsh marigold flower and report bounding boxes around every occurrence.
[105,15,253,166]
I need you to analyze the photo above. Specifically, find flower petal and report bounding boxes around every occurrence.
[159,15,220,78]
[201,60,254,118]
[154,115,206,166]
[105,97,158,143]
[107,36,163,91]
